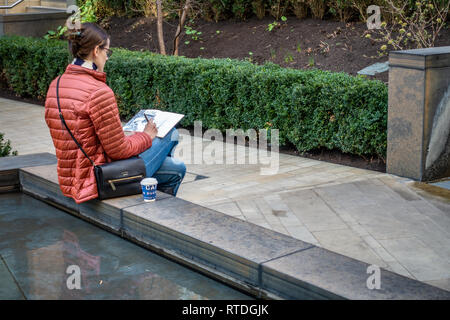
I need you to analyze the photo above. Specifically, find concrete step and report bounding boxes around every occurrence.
[26,6,66,13]
[0,0,35,14]
[40,0,68,9]
[0,8,69,37]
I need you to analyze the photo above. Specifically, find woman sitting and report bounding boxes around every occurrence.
[44,22,186,204]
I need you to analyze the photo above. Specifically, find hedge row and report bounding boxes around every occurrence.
[0,35,388,157]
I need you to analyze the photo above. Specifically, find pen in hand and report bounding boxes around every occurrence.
[143,113,158,139]
[144,113,157,127]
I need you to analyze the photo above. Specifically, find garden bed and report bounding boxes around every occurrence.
[103,15,450,85]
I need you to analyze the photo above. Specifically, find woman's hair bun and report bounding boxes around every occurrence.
[73,30,82,39]
[66,23,109,60]
[66,29,82,41]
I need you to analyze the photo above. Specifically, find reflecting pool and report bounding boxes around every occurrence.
[0,193,252,300]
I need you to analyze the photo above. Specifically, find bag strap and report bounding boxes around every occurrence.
[56,75,97,167]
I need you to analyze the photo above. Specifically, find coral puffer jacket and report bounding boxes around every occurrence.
[45,64,152,203]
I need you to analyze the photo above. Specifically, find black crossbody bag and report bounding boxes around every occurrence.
[56,75,146,200]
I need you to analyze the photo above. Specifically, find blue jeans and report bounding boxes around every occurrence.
[139,128,186,196]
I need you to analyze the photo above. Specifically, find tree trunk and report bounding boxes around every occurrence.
[156,0,166,55]
[173,0,191,56]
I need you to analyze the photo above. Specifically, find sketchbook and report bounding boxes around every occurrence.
[123,109,184,139]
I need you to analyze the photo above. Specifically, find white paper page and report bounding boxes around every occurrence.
[123,109,184,138]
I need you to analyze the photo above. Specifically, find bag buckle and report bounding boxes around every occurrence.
[109,180,116,191]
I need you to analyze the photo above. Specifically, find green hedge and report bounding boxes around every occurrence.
[0,35,388,157]
[0,36,70,100]
[0,133,17,157]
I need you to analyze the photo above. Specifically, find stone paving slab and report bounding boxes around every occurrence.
[0,100,54,156]
[207,201,244,217]
[311,228,388,269]
[201,177,450,290]
[261,246,450,300]
[279,189,348,232]
[377,237,450,282]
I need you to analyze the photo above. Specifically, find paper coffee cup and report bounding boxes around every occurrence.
[140,178,158,202]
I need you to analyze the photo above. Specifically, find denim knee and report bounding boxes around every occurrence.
[175,158,186,180]
[168,129,180,157]
[170,128,179,142]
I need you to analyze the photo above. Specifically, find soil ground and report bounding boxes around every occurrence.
[104,15,450,85]
[4,16,449,172]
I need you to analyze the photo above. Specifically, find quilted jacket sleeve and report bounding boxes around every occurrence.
[87,86,152,160]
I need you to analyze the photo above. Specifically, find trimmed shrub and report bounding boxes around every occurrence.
[329,0,357,22]
[307,0,329,19]
[0,37,70,100]
[0,35,388,158]
[290,0,308,19]
[0,133,17,157]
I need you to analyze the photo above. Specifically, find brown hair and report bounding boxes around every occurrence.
[66,22,110,60]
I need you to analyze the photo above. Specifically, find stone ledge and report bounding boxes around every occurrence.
[1,153,449,299]
[262,246,450,300]
[19,163,171,232]
[122,197,312,287]
[0,11,69,22]
[0,153,57,171]
[389,46,450,69]
[0,153,57,193]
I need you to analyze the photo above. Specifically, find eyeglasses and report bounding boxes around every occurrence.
[102,47,113,58]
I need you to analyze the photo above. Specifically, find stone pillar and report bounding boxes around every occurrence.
[387,46,450,181]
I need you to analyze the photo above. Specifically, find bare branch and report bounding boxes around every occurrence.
[173,0,191,56]
[156,0,166,55]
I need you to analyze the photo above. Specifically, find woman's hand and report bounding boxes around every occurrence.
[143,119,158,140]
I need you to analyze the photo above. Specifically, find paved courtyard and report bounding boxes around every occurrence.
[1,97,449,292]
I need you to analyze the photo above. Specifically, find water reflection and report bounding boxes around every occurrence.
[0,193,251,300]
[28,230,204,299]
